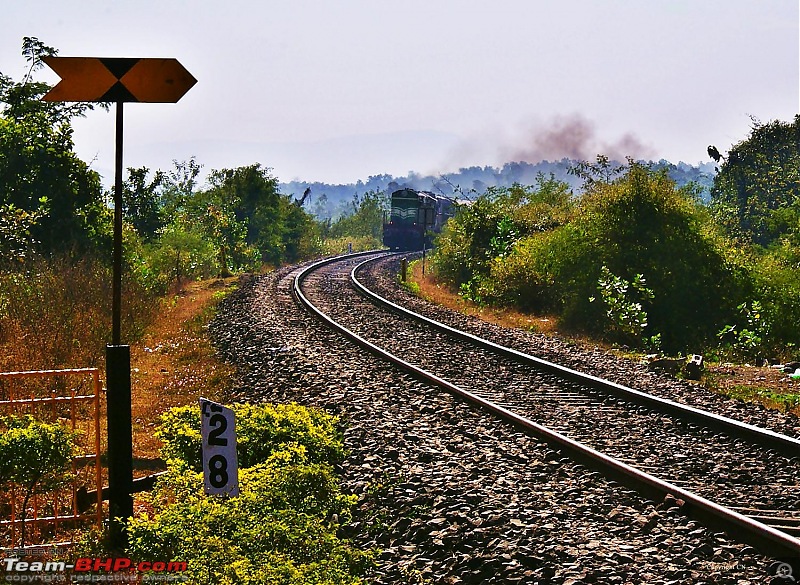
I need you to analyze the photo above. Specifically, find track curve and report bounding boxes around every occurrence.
[294,252,800,562]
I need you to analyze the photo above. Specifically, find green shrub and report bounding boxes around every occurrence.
[432,178,573,288]
[485,224,585,313]
[155,402,346,471]
[716,242,800,360]
[435,163,750,353]
[590,266,654,345]
[142,223,218,289]
[0,414,77,485]
[558,164,748,350]
[756,265,800,357]
[129,402,371,585]
[717,301,771,362]
[128,486,369,585]
[0,415,78,545]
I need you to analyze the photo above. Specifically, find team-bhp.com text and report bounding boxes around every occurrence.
[2,557,188,582]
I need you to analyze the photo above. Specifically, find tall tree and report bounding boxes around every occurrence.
[121,166,166,241]
[204,164,289,265]
[185,184,246,277]
[710,115,800,247]
[162,157,203,216]
[206,164,280,246]
[0,37,107,255]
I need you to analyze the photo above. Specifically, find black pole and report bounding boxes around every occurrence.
[107,100,133,549]
[105,345,133,548]
[112,101,123,346]
[421,211,429,276]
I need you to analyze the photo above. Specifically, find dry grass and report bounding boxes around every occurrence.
[0,257,158,372]
[703,364,800,416]
[408,260,561,335]
[409,262,800,417]
[127,278,238,474]
[0,272,237,475]
[0,274,239,541]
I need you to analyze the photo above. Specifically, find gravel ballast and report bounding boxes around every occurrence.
[208,258,795,584]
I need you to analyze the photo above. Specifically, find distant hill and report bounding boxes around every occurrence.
[282,159,717,220]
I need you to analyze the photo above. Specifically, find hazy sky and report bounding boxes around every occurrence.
[2,1,798,185]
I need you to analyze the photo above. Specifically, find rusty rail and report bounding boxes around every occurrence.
[293,253,800,560]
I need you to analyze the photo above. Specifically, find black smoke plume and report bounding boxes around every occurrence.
[502,113,656,163]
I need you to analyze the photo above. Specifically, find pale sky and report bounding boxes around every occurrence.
[2,1,798,185]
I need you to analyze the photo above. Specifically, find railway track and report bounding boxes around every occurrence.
[293,251,800,564]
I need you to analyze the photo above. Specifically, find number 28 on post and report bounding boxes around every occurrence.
[200,398,239,497]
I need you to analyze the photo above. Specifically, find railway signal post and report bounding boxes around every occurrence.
[41,56,196,547]
[418,205,435,275]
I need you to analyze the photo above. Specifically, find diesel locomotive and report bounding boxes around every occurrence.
[382,189,454,250]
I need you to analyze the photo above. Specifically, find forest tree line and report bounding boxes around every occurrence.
[284,159,716,222]
[0,38,384,370]
[431,118,800,361]
[1,37,798,368]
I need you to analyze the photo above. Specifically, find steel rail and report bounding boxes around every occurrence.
[293,252,800,559]
[351,255,800,458]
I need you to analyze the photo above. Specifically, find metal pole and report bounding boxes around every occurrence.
[112,101,123,346]
[106,345,132,548]
[421,212,427,276]
[107,100,133,549]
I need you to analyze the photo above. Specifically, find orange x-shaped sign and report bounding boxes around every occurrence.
[42,57,196,103]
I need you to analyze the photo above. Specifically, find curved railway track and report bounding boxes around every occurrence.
[293,251,800,564]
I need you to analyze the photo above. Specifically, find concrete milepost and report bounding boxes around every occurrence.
[200,399,239,498]
[41,56,196,548]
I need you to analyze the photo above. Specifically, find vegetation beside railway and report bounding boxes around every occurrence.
[431,117,800,367]
[0,36,378,563]
[4,38,796,378]
[432,163,747,354]
[15,276,376,581]
[420,118,800,415]
[124,403,374,584]
[0,38,379,374]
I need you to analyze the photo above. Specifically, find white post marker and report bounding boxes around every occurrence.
[200,398,239,497]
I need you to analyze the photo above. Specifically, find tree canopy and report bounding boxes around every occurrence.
[433,165,749,353]
[0,37,107,258]
[710,115,800,247]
